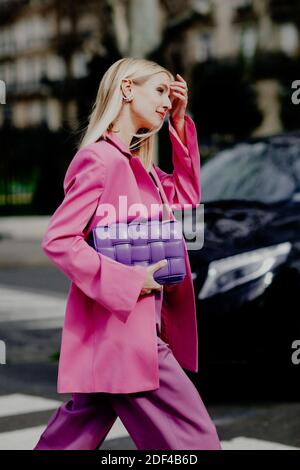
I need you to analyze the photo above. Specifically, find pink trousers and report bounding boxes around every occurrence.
[33,291,222,450]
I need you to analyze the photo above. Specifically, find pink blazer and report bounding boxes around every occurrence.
[41,114,201,393]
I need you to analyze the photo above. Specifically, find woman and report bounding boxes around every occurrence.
[33,58,222,450]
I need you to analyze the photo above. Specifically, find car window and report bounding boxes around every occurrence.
[201,140,300,203]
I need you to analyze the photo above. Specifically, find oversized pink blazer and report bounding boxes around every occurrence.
[41,113,201,394]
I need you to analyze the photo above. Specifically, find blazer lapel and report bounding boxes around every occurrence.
[102,130,174,221]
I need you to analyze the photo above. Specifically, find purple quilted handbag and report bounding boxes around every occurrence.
[87,219,186,285]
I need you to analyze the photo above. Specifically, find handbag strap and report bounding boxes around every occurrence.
[149,170,172,221]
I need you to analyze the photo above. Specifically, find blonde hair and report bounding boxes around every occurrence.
[77,57,174,172]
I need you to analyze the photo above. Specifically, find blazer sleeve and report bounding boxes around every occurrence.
[41,146,148,324]
[153,113,201,211]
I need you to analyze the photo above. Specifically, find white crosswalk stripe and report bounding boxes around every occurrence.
[0,393,129,450]
[0,394,62,417]
[0,284,65,324]
[221,437,299,450]
[0,422,130,450]
[0,426,51,450]
[0,393,299,450]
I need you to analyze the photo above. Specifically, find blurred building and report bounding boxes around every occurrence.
[0,0,299,133]
[0,0,108,130]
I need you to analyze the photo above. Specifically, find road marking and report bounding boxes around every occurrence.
[221,436,299,450]
[0,425,46,450]
[0,285,66,323]
[0,394,62,417]
[0,418,129,450]
[0,393,130,449]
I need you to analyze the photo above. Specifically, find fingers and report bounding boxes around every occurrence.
[151,259,168,273]
[142,289,152,295]
[176,72,185,82]
[170,84,188,101]
[141,260,166,296]
[141,282,163,295]
[172,73,187,86]
[141,287,161,295]
[171,90,187,102]
[153,279,163,289]
[170,74,188,101]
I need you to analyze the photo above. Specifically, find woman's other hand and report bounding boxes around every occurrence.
[140,259,167,295]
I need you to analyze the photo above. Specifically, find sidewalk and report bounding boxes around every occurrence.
[0,216,51,268]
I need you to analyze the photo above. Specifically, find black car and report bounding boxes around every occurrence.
[182,132,300,400]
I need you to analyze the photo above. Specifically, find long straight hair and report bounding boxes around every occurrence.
[77,58,174,172]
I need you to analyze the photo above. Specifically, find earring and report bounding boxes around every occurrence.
[123,93,134,102]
